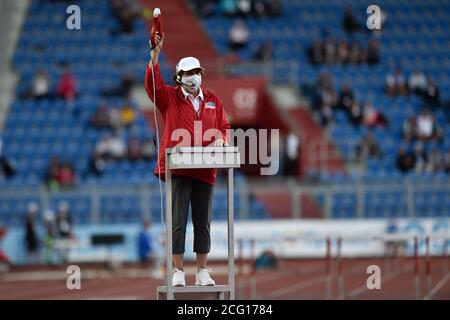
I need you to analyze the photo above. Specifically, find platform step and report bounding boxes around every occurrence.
[157,285,230,300]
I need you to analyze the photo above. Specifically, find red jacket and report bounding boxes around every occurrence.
[145,63,230,186]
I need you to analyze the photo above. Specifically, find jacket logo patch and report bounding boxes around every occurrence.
[205,102,216,109]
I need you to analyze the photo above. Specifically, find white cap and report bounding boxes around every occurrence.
[176,57,204,75]
[153,8,161,17]
[44,209,55,221]
[27,201,38,213]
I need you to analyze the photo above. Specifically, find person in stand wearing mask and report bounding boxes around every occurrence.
[145,33,230,287]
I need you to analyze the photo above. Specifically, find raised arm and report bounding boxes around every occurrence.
[145,34,170,114]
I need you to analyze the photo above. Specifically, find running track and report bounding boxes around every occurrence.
[0,258,448,300]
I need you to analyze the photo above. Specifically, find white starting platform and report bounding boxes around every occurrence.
[157,146,241,300]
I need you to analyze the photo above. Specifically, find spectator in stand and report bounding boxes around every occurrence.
[342,6,360,33]
[408,70,427,95]
[228,19,250,51]
[337,83,354,112]
[24,202,40,265]
[253,40,273,62]
[236,0,251,18]
[120,102,136,129]
[283,132,300,176]
[266,0,282,17]
[141,138,156,161]
[110,0,139,35]
[128,137,142,161]
[45,155,61,190]
[413,143,428,173]
[320,87,337,110]
[313,72,333,113]
[336,40,349,64]
[30,69,51,100]
[403,115,417,142]
[94,134,111,160]
[363,101,388,128]
[95,132,127,161]
[348,100,363,127]
[324,36,337,64]
[318,87,336,127]
[56,201,73,239]
[109,132,127,160]
[444,150,450,173]
[366,39,380,65]
[57,68,77,102]
[423,77,440,106]
[91,104,112,129]
[348,42,362,64]
[89,148,107,176]
[416,109,443,142]
[252,0,267,19]
[110,107,122,130]
[386,69,407,96]
[0,136,16,179]
[356,132,381,162]
[426,148,445,173]
[316,71,333,92]
[320,103,334,128]
[359,44,368,64]
[56,160,76,188]
[396,147,415,173]
[309,39,324,65]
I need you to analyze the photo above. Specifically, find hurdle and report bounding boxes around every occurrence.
[414,236,420,300]
[423,234,450,300]
[237,238,244,299]
[444,238,448,274]
[234,233,448,300]
[325,237,332,300]
[157,146,241,300]
[250,238,257,299]
[337,237,345,300]
[425,236,432,296]
[242,234,336,300]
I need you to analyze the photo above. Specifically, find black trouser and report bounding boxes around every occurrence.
[171,175,213,255]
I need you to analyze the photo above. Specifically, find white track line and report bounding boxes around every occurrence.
[423,273,450,300]
[254,260,374,299]
[347,262,414,298]
[266,275,326,299]
[81,296,143,300]
[248,259,370,290]
[0,265,236,282]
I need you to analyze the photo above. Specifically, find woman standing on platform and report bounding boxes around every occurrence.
[145,33,230,287]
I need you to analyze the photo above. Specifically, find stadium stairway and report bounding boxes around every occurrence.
[0,0,30,131]
[289,108,346,174]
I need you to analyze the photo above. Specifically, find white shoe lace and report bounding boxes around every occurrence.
[198,268,212,274]
[174,268,184,274]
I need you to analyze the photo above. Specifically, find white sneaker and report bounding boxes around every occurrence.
[172,268,186,287]
[195,268,215,286]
